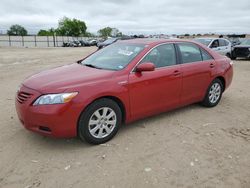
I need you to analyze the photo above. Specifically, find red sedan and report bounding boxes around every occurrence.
[15,39,233,144]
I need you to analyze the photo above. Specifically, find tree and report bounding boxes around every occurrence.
[98,27,113,37]
[37,28,55,36]
[56,17,87,37]
[7,24,28,36]
[98,27,122,38]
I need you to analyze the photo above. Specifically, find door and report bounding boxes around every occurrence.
[128,44,182,120]
[177,43,215,105]
[210,39,227,55]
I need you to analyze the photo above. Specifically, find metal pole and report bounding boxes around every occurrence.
[34,35,37,47]
[8,35,11,46]
[56,35,58,47]
[22,36,24,47]
[47,36,49,47]
[53,34,55,47]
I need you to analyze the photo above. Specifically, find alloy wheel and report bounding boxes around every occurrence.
[88,107,117,139]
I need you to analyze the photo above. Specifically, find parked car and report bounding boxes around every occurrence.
[194,38,232,58]
[88,39,98,46]
[15,39,233,144]
[79,40,90,46]
[67,41,81,47]
[231,39,250,60]
[62,42,70,47]
[228,37,241,47]
[97,38,118,49]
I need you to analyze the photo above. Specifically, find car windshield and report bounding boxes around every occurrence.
[241,39,250,45]
[194,39,212,46]
[81,43,145,70]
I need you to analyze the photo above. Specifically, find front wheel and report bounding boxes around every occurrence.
[78,98,122,144]
[201,79,223,107]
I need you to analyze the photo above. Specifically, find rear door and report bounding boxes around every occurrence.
[177,43,215,105]
[128,43,182,120]
[218,39,227,55]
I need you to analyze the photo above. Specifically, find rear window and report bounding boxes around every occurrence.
[201,49,213,61]
[194,39,212,46]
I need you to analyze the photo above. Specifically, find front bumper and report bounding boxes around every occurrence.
[15,85,80,138]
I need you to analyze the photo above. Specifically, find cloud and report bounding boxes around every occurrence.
[0,0,249,34]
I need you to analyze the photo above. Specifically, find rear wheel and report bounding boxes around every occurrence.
[201,79,223,107]
[78,98,122,144]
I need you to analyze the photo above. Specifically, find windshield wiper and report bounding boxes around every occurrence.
[84,64,102,69]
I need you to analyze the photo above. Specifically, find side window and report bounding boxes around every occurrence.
[141,44,176,68]
[224,40,229,46]
[201,49,213,61]
[211,40,219,48]
[219,39,226,47]
[178,43,202,63]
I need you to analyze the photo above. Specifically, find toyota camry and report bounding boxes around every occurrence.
[15,39,233,144]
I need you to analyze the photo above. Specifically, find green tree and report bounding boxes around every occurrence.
[56,17,87,37]
[7,24,28,36]
[37,28,55,36]
[98,27,122,38]
[98,27,113,37]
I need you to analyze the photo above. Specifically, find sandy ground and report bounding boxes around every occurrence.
[0,47,250,188]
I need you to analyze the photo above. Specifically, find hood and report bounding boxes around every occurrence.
[234,45,250,48]
[23,63,115,93]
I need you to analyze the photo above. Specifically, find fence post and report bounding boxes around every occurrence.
[53,34,56,47]
[8,35,11,46]
[22,36,24,47]
[47,36,49,47]
[34,35,37,47]
[56,35,58,47]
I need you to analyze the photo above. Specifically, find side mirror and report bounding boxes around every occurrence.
[136,62,155,72]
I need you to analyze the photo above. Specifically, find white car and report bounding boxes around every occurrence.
[194,38,232,58]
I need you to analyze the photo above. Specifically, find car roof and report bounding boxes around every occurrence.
[195,38,229,41]
[118,38,191,46]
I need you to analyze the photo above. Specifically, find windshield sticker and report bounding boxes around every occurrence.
[118,65,124,69]
[118,49,134,56]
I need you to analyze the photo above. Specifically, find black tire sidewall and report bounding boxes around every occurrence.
[202,79,223,107]
[78,98,122,144]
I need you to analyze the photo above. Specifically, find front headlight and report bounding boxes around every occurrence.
[33,92,78,105]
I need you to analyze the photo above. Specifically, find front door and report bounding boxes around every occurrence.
[128,44,182,120]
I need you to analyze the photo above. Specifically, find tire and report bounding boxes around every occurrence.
[231,51,237,60]
[226,53,231,59]
[231,56,236,60]
[201,79,223,107]
[78,98,122,144]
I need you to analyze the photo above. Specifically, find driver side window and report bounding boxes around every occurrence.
[140,44,177,68]
[211,40,219,48]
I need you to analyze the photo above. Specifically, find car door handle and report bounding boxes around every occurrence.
[210,63,215,68]
[172,70,181,76]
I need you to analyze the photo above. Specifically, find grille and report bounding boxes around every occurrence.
[234,48,250,57]
[17,91,32,104]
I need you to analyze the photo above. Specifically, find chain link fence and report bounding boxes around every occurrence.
[0,35,92,47]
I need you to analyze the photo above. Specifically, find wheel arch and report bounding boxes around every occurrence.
[215,76,225,92]
[77,95,127,127]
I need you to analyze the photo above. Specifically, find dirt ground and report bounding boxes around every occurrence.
[0,47,250,188]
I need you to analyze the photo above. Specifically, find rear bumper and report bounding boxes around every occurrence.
[15,85,81,138]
